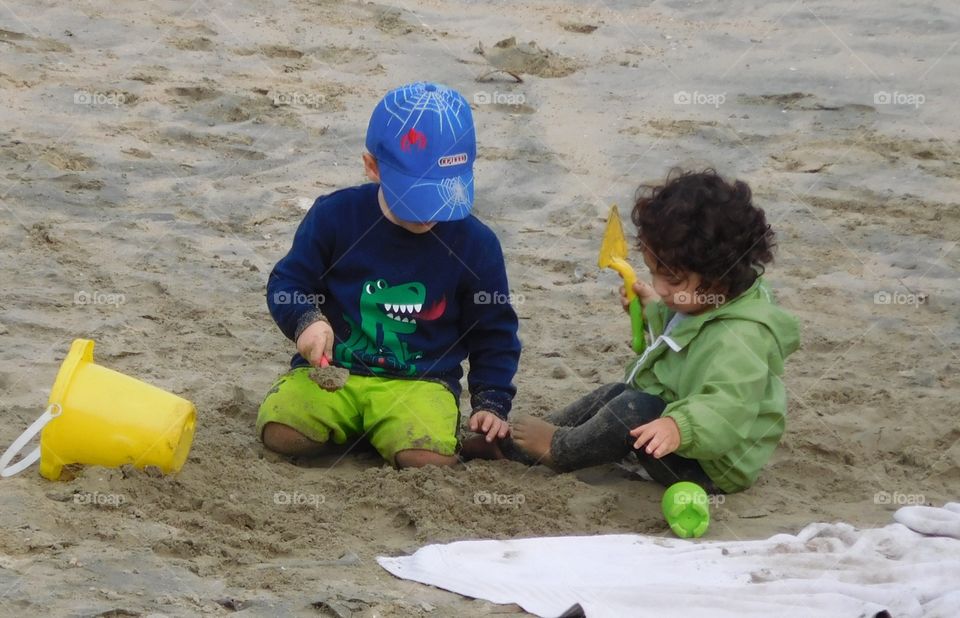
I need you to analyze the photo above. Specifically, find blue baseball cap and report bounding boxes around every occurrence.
[365,82,476,223]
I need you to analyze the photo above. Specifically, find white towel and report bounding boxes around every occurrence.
[378,502,960,618]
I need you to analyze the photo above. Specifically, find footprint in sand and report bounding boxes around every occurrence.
[738,92,875,113]
[121,148,153,159]
[151,129,266,161]
[258,44,304,59]
[128,65,170,85]
[52,175,105,192]
[169,37,215,51]
[476,37,579,80]
[373,6,423,36]
[41,147,96,172]
[166,85,281,124]
[165,85,221,102]
[560,21,598,34]
[0,27,71,53]
[313,45,383,74]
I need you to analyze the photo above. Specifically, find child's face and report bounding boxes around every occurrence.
[376,190,437,234]
[364,153,437,234]
[641,250,718,315]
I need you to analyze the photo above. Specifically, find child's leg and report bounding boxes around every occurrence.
[513,387,666,470]
[256,367,363,456]
[261,422,324,456]
[360,377,461,468]
[633,451,722,494]
[491,383,628,464]
[545,383,629,427]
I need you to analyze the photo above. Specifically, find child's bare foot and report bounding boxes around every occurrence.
[511,416,557,467]
[459,434,505,461]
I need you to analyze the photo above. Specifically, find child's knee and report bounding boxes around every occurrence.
[394,449,458,468]
[615,389,667,425]
[262,422,323,455]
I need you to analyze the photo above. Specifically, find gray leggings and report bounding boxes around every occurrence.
[506,383,721,493]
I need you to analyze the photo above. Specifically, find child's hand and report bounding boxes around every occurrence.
[297,320,335,367]
[620,280,660,310]
[469,411,510,442]
[630,417,680,458]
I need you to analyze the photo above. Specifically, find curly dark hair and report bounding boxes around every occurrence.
[630,168,775,299]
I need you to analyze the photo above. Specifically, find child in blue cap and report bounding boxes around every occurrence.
[257,82,521,468]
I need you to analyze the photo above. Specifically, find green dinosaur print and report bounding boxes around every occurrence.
[335,278,429,375]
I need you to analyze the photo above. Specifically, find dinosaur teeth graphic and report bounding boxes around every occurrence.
[415,303,422,312]
[383,306,417,323]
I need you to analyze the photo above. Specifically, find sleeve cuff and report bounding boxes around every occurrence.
[294,309,329,342]
[470,390,513,420]
[664,408,692,451]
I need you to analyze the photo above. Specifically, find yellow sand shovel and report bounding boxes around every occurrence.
[598,205,646,354]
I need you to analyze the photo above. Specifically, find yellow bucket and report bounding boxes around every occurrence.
[0,339,196,480]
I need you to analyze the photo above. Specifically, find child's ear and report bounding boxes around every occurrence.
[362,153,381,183]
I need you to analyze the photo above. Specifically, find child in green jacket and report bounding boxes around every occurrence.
[509,169,800,493]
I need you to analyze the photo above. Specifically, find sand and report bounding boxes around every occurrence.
[1,0,958,615]
[310,365,350,392]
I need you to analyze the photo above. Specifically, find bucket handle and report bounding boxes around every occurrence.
[0,404,61,478]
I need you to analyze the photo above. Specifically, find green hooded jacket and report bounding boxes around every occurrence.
[626,277,800,493]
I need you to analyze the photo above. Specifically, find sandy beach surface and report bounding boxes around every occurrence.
[1,0,958,615]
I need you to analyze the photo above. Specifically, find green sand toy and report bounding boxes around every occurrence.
[662,481,710,538]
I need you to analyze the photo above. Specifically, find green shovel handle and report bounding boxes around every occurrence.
[628,297,646,354]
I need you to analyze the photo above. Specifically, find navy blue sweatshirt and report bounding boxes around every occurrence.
[266,183,521,418]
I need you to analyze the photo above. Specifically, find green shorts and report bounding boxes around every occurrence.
[256,367,460,463]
